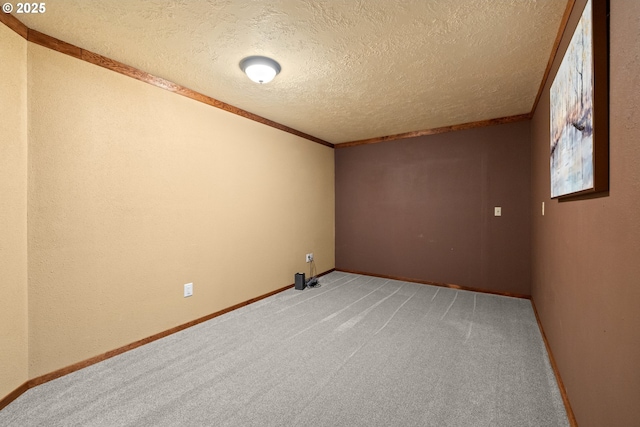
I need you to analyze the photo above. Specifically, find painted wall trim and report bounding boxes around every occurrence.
[530,300,578,426]
[1,5,578,152]
[529,0,577,116]
[0,14,333,149]
[339,269,576,425]
[0,10,27,38]
[335,268,531,299]
[334,0,577,149]
[335,114,531,148]
[0,269,336,411]
[0,382,28,412]
[1,268,576,427]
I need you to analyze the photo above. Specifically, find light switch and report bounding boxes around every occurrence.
[494,207,502,216]
[184,283,193,297]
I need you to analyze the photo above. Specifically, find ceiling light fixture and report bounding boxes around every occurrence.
[239,56,281,84]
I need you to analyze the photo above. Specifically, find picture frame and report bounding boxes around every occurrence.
[549,0,609,199]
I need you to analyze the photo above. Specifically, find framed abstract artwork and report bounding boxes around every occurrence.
[550,0,609,199]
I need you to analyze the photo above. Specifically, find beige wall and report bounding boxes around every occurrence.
[0,25,29,399]
[26,44,334,378]
[531,1,640,425]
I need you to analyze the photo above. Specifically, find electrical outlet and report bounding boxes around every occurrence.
[494,206,502,216]
[306,253,313,263]
[184,283,193,297]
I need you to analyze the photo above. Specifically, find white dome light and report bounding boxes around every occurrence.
[240,56,281,84]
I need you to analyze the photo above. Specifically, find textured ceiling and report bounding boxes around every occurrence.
[16,0,568,144]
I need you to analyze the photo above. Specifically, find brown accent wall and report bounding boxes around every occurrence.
[336,121,531,296]
[531,1,640,426]
[0,24,29,401]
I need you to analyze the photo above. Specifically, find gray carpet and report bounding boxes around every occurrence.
[0,272,569,426]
